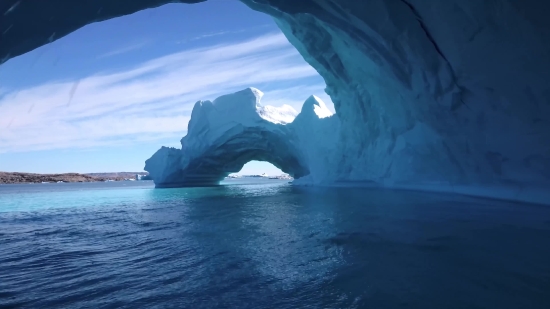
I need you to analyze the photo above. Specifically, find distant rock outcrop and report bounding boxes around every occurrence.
[0,172,102,184]
[0,172,149,184]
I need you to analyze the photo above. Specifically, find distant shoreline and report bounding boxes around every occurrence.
[0,172,150,184]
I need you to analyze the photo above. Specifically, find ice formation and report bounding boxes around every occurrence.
[144,88,338,187]
[2,0,550,203]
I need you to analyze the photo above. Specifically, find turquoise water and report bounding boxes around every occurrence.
[0,179,283,213]
[1,180,550,308]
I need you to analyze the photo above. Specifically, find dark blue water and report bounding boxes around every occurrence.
[1,180,550,308]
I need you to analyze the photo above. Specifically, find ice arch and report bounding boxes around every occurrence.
[2,0,550,203]
[144,88,336,187]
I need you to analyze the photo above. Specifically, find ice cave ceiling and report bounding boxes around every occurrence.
[2,0,550,203]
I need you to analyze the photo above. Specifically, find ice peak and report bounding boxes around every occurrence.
[247,87,264,99]
[301,95,332,119]
[211,87,264,113]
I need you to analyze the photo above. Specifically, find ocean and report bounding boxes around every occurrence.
[1,179,549,308]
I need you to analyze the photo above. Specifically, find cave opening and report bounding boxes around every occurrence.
[0,1,333,179]
[230,161,285,177]
[214,146,308,181]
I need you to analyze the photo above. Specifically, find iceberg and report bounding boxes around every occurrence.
[3,0,550,203]
[144,88,339,187]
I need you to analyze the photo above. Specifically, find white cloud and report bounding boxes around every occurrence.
[189,29,244,41]
[97,41,149,59]
[0,32,331,153]
[175,24,273,44]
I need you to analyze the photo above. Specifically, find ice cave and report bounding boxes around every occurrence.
[2,0,550,204]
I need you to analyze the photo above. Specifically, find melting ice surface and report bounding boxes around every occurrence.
[1,181,550,308]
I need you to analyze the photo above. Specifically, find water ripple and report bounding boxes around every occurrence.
[1,181,550,308]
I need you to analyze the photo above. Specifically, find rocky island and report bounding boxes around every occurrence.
[0,172,150,184]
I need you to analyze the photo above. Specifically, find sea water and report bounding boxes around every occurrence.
[1,179,549,308]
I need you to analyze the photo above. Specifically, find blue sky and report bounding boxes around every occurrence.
[0,0,333,175]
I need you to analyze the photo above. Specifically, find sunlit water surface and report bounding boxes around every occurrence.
[1,179,549,308]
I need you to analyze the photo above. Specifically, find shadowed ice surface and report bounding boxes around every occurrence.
[1,180,549,308]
